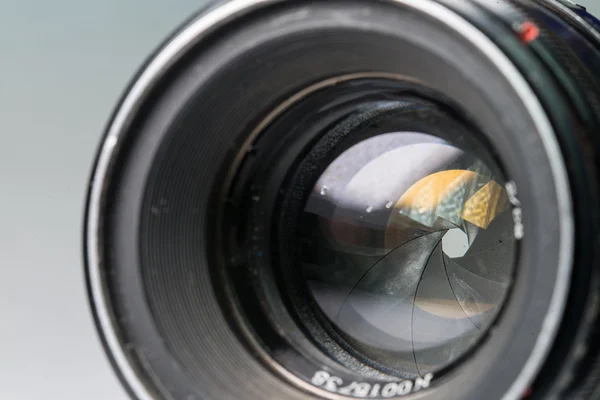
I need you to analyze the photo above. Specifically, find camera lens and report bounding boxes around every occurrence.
[299,131,514,375]
[86,1,600,399]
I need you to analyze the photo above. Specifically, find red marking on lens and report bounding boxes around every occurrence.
[522,387,533,398]
[519,21,540,43]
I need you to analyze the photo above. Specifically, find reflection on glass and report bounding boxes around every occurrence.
[300,132,515,376]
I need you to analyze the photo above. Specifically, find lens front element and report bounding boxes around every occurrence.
[299,132,516,376]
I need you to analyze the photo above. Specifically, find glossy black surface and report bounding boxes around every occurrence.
[530,1,600,81]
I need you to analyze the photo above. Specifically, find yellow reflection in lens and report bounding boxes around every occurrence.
[414,297,495,319]
[462,180,508,229]
[397,170,476,212]
[394,169,508,229]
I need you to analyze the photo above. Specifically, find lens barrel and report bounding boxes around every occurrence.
[86,1,600,399]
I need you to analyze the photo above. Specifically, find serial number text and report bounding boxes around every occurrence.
[310,371,434,398]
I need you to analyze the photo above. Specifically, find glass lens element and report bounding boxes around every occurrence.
[299,132,515,376]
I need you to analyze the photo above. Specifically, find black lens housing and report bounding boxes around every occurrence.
[85,1,600,399]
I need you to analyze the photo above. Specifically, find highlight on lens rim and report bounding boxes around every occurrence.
[300,132,516,376]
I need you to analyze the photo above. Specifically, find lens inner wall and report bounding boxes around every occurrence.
[298,131,515,376]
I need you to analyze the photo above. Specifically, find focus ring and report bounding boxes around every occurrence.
[501,1,600,396]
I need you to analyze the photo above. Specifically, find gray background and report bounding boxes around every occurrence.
[583,0,599,15]
[0,1,598,399]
